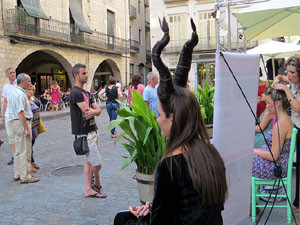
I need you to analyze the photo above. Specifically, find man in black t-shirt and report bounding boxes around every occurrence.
[70,63,106,198]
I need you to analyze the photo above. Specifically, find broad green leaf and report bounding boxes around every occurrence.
[143,127,152,145]
[122,143,136,155]
[108,89,167,174]
[107,119,125,132]
[119,120,136,141]
[117,109,135,117]
[121,157,133,170]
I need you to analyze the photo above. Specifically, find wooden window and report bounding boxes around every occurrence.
[168,14,187,49]
[107,10,115,36]
[198,10,216,48]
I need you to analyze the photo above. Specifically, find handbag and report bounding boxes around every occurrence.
[73,135,89,155]
[38,118,47,134]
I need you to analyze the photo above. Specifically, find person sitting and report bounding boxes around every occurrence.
[114,17,227,225]
[253,87,293,180]
[254,90,274,148]
[257,68,269,118]
[40,91,51,111]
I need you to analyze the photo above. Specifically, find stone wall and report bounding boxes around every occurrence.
[0,37,126,90]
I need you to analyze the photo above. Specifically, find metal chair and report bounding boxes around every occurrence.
[39,96,50,112]
[60,95,70,111]
[251,128,297,224]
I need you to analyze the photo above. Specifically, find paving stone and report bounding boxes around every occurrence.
[2,108,294,224]
[0,109,139,225]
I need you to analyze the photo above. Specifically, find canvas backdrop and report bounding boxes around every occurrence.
[213,52,260,224]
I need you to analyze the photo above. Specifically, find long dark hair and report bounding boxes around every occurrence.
[162,87,227,206]
[153,17,227,206]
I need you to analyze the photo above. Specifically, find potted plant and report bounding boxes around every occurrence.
[193,80,215,138]
[107,90,167,203]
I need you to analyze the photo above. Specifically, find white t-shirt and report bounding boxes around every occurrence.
[291,83,300,128]
[2,79,17,117]
[116,82,121,89]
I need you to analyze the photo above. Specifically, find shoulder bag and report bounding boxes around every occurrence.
[73,135,89,155]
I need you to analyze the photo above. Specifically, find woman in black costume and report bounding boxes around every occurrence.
[114,17,227,225]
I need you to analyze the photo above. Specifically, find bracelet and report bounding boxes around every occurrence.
[289,95,296,103]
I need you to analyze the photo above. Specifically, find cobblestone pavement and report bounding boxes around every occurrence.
[0,109,139,225]
[0,108,299,224]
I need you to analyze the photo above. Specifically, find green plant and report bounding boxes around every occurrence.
[107,90,167,175]
[194,80,214,124]
[16,6,26,25]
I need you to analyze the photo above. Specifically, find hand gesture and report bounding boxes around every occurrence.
[129,201,151,218]
[84,108,95,120]
[272,83,288,91]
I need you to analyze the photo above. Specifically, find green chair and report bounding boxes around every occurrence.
[251,128,297,224]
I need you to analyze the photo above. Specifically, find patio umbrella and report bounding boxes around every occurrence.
[233,0,300,41]
[247,40,300,79]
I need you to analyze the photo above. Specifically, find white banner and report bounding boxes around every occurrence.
[213,52,260,224]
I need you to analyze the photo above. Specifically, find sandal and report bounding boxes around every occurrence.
[85,192,106,198]
[31,162,40,170]
[91,175,102,193]
[93,185,102,193]
[292,205,299,211]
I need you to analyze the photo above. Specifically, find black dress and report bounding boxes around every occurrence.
[114,153,224,225]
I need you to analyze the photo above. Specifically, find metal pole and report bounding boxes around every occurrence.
[215,0,220,52]
[227,0,231,51]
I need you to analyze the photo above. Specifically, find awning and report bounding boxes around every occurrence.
[69,0,93,34]
[20,0,49,20]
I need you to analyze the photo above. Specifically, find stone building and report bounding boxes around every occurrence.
[129,0,151,85]
[149,0,258,91]
[0,0,130,96]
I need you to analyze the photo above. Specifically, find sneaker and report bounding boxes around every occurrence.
[20,177,39,184]
[7,157,14,165]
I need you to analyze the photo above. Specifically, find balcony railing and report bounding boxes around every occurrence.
[146,50,151,60]
[130,39,139,53]
[4,8,129,54]
[129,5,137,19]
[145,21,150,31]
[164,36,258,52]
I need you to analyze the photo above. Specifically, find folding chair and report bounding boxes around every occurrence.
[251,128,297,224]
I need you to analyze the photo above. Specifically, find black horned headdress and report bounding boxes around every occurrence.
[152,17,199,105]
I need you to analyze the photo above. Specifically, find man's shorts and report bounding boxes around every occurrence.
[85,131,102,166]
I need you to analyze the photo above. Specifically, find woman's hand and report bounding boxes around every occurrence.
[272,76,281,85]
[128,201,151,218]
[253,148,261,156]
[272,83,289,92]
